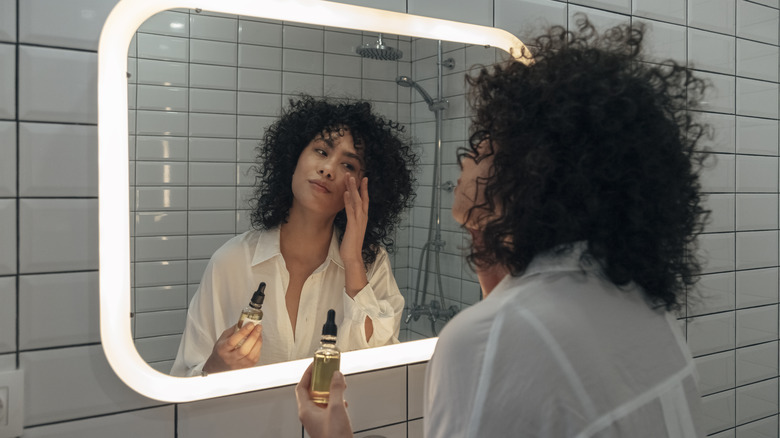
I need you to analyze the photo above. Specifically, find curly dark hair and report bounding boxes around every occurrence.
[250,95,417,266]
[463,18,710,311]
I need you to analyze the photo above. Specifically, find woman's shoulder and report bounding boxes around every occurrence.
[436,297,504,350]
[210,229,263,266]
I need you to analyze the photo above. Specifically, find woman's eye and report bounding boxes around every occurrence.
[343,163,355,171]
[315,148,327,156]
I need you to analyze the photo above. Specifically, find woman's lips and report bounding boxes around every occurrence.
[309,180,331,193]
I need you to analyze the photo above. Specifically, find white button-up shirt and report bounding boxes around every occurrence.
[424,244,703,437]
[170,227,404,377]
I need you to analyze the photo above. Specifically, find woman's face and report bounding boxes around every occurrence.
[452,140,495,229]
[291,128,364,217]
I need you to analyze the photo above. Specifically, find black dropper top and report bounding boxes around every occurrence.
[321,309,337,336]
[250,282,266,307]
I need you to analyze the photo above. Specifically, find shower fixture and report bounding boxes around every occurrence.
[395,75,441,110]
[354,34,459,336]
[400,41,459,336]
[355,34,403,61]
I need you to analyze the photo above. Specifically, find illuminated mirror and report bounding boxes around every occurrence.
[99,0,526,402]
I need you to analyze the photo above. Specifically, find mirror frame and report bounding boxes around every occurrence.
[98,0,526,403]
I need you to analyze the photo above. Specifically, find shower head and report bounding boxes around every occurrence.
[396,75,435,108]
[356,34,403,61]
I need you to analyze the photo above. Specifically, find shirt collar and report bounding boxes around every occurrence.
[489,241,600,298]
[251,226,345,270]
[522,241,599,278]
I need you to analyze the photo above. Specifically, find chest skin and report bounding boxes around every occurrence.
[284,263,319,337]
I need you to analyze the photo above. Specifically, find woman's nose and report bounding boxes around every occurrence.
[318,167,333,179]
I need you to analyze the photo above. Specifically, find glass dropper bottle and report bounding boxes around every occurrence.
[236,282,266,331]
[310,309,340,404]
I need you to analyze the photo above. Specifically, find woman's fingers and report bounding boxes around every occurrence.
[344,174,367,217]
[296,362,315,408]
[328,370,347,403]
[345,174,361,212]
[244,324,263,359]
[360,177,368,213]
[226,322,255,350]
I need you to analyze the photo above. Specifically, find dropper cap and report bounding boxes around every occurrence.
[250,282,266,307]
[321,309,337,336]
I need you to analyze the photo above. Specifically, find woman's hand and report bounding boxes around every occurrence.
[296,362,354,438]
[341,174,369,298]
[202,323,263,374]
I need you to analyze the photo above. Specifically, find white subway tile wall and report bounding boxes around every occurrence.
[408,0,493,27]
[18,272,100,350]
[634,18,687,64]
[22,406,174,438]
[689,29,736,75]
[0,276,15,352]
[18,0,118,51]
[633,0,686,24]
[0,42,14,119]
[689,0,736,35]
[18,46,98,123]
[18,123,98,197]
[0,199,14,276]
[3,0,779,436]
[0,0,15,43]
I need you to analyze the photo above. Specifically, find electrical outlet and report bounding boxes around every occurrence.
[0,370,23,438]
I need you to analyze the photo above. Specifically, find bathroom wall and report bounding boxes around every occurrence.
[1,0,778,437]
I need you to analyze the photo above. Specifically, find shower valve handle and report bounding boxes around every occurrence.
[440,181,455,192]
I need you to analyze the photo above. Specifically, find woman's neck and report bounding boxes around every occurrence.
[280,205,335,267]
[467,228,510,298]
[477,263,510,298]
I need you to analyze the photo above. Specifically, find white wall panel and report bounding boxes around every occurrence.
[409,0,492,26]
[18,0,118,50]
[19,123,98,197]
[0,276,15,353]
[23,406,174,438]
[20,345,159,425]
[19,199,98,274]
[0,43,14,119]
[18,46,97,123]
[18,272,99,349]
[0,0,15,43]
[0,121,16,197]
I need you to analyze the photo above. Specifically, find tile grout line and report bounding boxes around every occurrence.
[732,0,739,431]
[13,0,20,370]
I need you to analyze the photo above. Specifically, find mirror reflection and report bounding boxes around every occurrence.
[127,9,507,374]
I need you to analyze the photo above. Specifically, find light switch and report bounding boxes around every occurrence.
[0,369,22,438]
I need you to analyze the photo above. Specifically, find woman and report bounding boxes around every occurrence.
[297,19,708,437]
[171,96,417,376]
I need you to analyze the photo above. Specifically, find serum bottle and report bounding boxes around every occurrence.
[310,309,340,405]
[236,282,266,331]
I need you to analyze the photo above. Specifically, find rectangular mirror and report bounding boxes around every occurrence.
[99,0,525,402]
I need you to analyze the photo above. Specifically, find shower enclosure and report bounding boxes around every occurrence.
[357,38,460,335]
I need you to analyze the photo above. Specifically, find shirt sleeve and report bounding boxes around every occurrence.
[169,259,219,377]
[170,238,245,377]
[339,248,404,350]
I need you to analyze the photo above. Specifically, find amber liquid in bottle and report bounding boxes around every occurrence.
[237,308,263,329]
[235,282,266,332]
[310,334,340,404]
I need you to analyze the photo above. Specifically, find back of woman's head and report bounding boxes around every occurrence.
[466,17,709,311]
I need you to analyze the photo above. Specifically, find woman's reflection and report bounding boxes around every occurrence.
[170,96,417,376]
